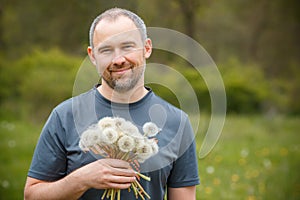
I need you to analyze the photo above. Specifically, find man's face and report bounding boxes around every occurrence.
[88,16,152,92]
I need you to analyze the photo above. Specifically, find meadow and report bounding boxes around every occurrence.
[0,114,299,199]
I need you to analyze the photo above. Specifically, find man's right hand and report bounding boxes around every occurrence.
[74,158,136,190]
[24,159,136,200]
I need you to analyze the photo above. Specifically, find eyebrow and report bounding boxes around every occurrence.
[97,40,138,51]
[121,41,137,46]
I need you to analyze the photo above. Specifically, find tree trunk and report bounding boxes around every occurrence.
[177,0,198,39]
[0,5,4,50]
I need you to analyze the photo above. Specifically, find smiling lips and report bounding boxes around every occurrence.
[109,65,133,75]
[111,68,130,73]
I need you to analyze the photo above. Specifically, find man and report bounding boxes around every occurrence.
[24,8,199,200]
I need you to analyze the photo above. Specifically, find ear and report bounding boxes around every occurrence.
[144,38,152,59]
[87,46,97,66]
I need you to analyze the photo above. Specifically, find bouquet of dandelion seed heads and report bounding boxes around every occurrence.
[79,117,161,200]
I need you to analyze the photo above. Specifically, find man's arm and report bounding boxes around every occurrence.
[24,159,136,200]
[167,186,197,200]
[24,176,86,200]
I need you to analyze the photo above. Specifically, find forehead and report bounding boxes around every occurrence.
[93,16,142,47]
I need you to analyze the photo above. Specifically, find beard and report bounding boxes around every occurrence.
[102,64,145,93]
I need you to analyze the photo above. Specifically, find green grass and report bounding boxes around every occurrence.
[0,120,41,199]
[196,115,300,200]
[0,115,299,199]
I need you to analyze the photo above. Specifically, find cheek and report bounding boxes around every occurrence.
[95,58,111,74]
[102,69,111,80]
[125,51,144,65]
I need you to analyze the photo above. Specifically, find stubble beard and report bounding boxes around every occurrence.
[103,64,145,93]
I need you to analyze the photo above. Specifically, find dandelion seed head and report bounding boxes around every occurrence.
[79,117,159,166]
[114,117,126,128]
[134,137,146,149]
[119,121,141,136]
[263,159,272,169]
[79,126,99,149]
[118,135,135,152]
[79,142,88,151]
[240,148,249,158]
[1,180,10,188]
[98,117,116,130]
[101,128,118,144]
[147,139,159,155]
[143,122,161,137]
[206,166,215,174]
[137,143,153,163]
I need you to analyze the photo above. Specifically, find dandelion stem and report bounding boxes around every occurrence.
[135,180,151,199]
[137,190,146,200]
[121,152,129,160]
[110,189,114,200]
[135,172,151,181]
[131,182,138,198]
[101,189,107,200]
[117,189,121,200]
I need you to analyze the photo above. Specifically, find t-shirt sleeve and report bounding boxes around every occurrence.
[167,118,200,188]
[27,109,67,181]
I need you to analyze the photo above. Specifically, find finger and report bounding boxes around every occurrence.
[103,159,132,169]
[106,182,132,190]
[109,174,136,184]
[97,159,136,177]
[110,166,136,177]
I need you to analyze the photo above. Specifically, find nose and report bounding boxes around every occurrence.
[112,53,126,66]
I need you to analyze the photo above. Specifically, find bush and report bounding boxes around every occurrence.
[219,58,270,113]
[2,48,82,121]
[152,57,273,114]
[1,51,297,120]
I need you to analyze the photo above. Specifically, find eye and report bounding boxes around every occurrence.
[98,46,113,54]
[122,43,135,51]
[100,48,112,54]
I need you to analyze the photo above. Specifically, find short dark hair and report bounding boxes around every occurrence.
[89,8,147,48]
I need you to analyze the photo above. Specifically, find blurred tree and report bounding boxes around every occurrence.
[0,0,141,57]
[0,4,3,50]
[175,0,200,39]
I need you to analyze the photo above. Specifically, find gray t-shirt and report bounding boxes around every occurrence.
[28,86,200,199]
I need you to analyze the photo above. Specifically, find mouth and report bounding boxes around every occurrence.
[109,66,133,75]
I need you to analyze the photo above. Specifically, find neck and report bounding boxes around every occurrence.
[97,83,148,104]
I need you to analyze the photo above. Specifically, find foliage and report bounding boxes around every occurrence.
[0,55,11,103]
[0,49,81,121]
[0,1,299,122]
[1,0,299,74]
[219,58,270,113]
[148,58,273,114]
[0,50,297,124]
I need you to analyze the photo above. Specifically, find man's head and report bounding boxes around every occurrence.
[87,8,152,93]
[89,8,147,49]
